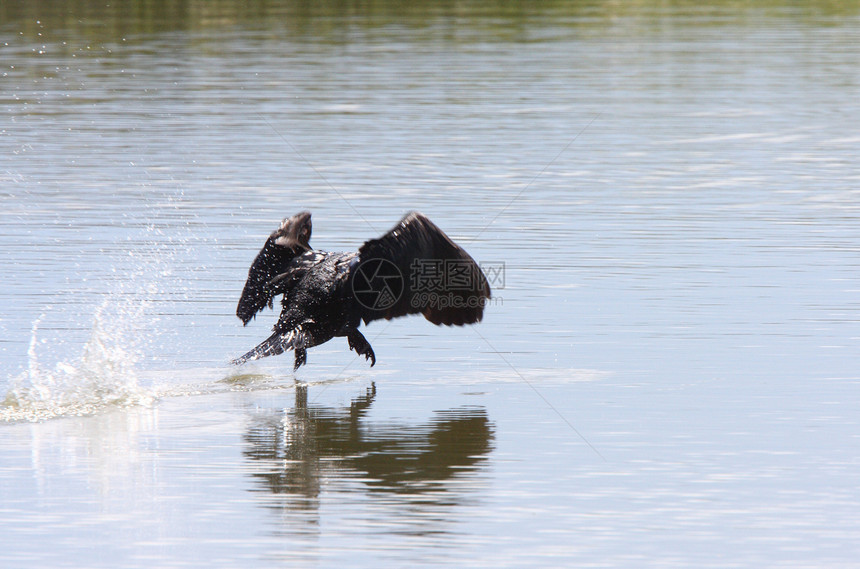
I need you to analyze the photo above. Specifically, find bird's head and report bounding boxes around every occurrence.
[274,210,312,251]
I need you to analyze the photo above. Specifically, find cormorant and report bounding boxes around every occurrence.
[232,211,491,370]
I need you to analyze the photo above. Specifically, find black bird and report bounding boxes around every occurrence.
[232,211,491,370]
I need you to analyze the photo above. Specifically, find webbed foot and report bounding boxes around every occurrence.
[347,329,376,367]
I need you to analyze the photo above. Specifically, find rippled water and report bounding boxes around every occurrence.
[2,1,860,567]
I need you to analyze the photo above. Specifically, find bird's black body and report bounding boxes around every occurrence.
[232,212,491,370]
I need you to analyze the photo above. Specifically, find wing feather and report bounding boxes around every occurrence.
[356,212,491,326]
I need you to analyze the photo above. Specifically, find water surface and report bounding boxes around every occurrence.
[2,1,860,567]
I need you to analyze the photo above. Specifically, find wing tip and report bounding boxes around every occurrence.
[422,299,488,327]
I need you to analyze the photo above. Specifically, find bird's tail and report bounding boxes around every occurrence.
[231,327,309,365]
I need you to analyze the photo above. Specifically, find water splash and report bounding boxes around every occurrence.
[1,302,155,423]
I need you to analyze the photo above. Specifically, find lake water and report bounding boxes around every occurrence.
[2,1,860,566]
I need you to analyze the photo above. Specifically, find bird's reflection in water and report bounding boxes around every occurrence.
[243,383,494,521]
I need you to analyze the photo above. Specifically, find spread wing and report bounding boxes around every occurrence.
[355,212,491,326]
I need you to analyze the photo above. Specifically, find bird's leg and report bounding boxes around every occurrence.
[294,347,307,371]
[347,329,376,367]
[290,323,315,372]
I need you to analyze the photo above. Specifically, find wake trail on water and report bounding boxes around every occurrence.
[0,302,362,423]
[0,215,370,423]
